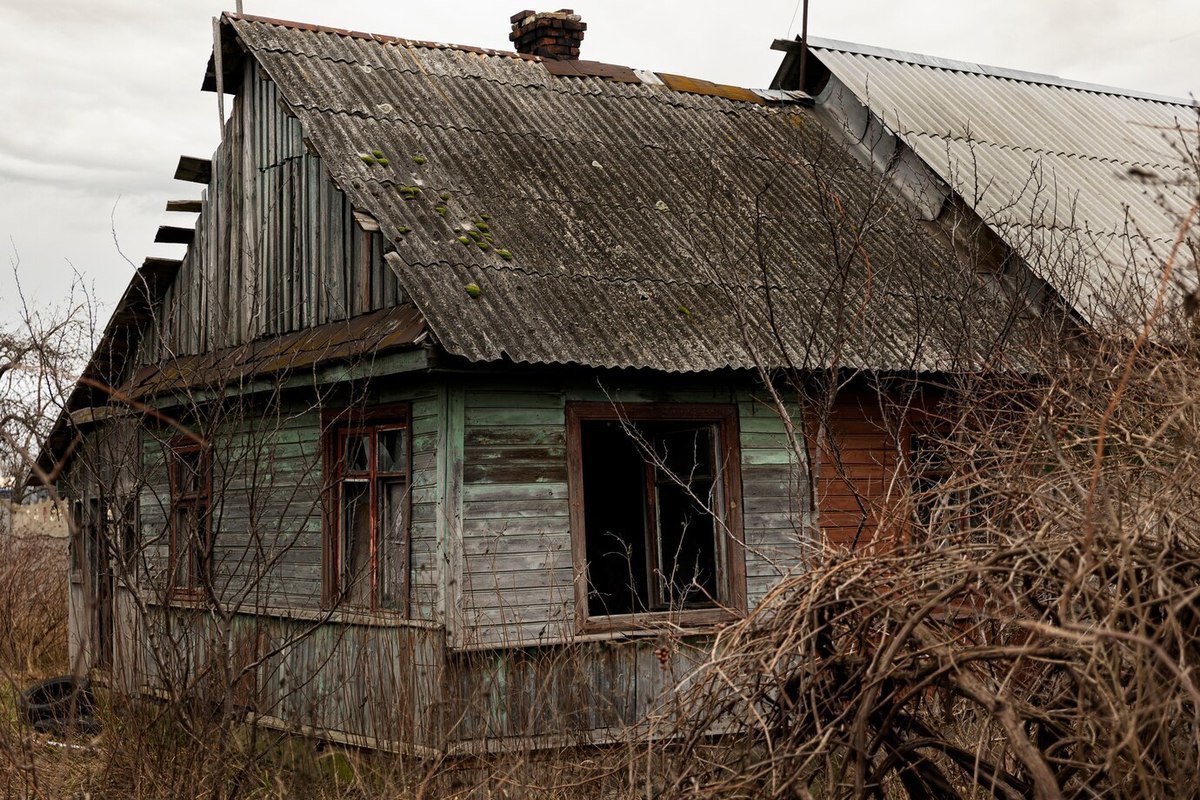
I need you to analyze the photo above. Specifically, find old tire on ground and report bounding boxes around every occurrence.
[18,676,98,735]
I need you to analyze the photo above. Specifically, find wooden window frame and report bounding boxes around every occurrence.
[167,438,213,598]
[566,402,747,633]
[321,403,413,614]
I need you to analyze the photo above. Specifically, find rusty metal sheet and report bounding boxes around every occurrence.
[126,305,426,398]
[657,73,767,105]
[543,58,641,83]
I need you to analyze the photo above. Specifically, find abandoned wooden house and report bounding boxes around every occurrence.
[32,11,1079,752]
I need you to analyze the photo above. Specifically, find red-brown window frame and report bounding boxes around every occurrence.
[566,402,747,633]
[166,437,213,597]
[321,403,412,613]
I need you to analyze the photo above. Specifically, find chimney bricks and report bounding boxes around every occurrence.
[510,9,586,60]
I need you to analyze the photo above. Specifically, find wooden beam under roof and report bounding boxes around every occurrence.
[166,200,202,213]
[174,156,212,184]
[141,257,183,274]
[155,226,195,245]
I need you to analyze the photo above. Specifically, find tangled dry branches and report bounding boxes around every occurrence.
[668,342,1200,799]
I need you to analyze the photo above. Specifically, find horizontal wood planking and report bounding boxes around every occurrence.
[444,636,712,740]
[131,385,441,616]
[738,397,812,606]
[815,393,906,548]
[457,381,817,647]
[460,389,573,647]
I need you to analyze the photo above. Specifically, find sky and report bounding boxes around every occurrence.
[1,0,1198,334]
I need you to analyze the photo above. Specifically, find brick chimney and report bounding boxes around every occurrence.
[510,9,586,60]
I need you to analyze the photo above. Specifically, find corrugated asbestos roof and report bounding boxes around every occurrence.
[224,14,1039,374]
[802,37,1199,326]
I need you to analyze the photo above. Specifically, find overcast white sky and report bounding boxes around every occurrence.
[2,0,1198,333]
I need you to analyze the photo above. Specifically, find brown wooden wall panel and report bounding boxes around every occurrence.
[813,391,908,550]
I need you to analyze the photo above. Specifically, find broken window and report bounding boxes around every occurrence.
[326,409,410,611]
[168,441,212,593]
[910,431,986,549]
[568,404,745,625]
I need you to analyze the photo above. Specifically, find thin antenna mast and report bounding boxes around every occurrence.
[798,0,810,91]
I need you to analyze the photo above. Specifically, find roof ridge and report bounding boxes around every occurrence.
[229,13,800,107]
[225,11,539,61]
[804,35,1197,107]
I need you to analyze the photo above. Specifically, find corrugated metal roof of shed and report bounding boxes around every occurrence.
[227,15,1042,374]
[803,38,1198,327]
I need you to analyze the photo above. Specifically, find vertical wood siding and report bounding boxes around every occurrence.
[125,604,444,749]
[147,62,400,363]
[445,636,711,743]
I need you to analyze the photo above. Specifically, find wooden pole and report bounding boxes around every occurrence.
[213,17,225,140]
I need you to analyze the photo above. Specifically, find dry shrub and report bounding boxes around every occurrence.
[0,536,67,677]
[665,338,1200,799]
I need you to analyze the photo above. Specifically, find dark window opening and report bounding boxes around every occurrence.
[910,432,986,548]
[579,417,724,617]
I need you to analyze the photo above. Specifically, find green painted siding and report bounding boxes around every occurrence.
[457,379,814,648]
[135,381,442,618]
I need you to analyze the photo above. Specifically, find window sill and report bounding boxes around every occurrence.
[579,607,741,635]
[451,625,731,652]
[145,597,442,630]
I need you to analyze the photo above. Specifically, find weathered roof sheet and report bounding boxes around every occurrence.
[29,258,181,487]
[225,14,1038,374]
[125,305,426,399]
[798,37,1199,327]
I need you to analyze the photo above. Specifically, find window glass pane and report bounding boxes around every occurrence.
[578,417,725,617]
[174,505,201,588]
[341,480,372,605]
[377,428,408,474]
[118,494,139,572]
[344,434,370,474]
[650,424,718,609]
[69,500,84,574]
[194,505,211,587]
[174,450,202,495]
[377,479,408,610]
